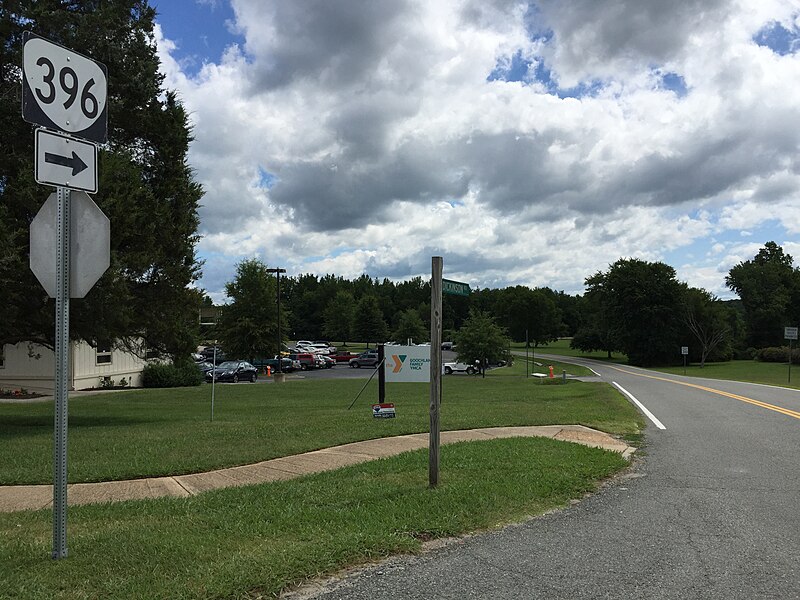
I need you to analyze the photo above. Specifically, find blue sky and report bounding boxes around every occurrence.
[153,1,800,302]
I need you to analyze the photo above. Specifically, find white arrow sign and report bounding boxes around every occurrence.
[35,129,97,193]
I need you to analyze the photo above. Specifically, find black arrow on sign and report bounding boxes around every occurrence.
[44,151,88,176]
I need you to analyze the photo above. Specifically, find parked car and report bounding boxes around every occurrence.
[441,341,454,351]
[195,361,215,375]
[288,352,317,370]
[205,361,258,383]
[320,355,336,368]
[314,341,337,353]
[349,351,381,368]
[443,361,477,375]
[200,346,227,364]
[309,342,335,355]
[253,356,297,373]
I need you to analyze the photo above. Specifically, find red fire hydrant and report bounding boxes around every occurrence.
[548,365,554,378]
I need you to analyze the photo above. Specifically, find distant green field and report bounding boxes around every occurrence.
[511,339,628,363]
[496,354,593,378]
[511,340,800,390]
[652,360,800,389]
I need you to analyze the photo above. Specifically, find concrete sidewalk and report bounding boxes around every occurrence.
[0,425,634,513]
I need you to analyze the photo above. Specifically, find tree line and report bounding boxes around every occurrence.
[213,242,800,368]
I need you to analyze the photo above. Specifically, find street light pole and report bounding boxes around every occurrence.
[266,267,287,375]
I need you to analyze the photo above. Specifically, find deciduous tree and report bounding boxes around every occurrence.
[726,242,800,348]
[455,309,511,377]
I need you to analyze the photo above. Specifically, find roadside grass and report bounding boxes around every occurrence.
[0,377,642,485]
[0,436,628,600]
[651,360,800,390]
[497,354,594,378]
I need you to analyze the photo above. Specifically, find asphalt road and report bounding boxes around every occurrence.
[304,354,800,599]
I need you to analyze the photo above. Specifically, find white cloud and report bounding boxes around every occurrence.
[154,0,800,298]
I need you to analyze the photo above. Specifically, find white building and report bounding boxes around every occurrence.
[0,341,148,393]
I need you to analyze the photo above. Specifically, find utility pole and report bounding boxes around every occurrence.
[267,267,287,379]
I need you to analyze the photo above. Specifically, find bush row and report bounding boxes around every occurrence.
[141,361,203,388]
[754,346,800,363]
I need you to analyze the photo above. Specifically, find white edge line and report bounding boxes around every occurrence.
[588,366,601,377]
[612,381,666,430]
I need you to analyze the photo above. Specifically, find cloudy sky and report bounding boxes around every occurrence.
[152,0,800,303]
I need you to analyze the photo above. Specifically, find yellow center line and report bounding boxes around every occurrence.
[606,365,800,421]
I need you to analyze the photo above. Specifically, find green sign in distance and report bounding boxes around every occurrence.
[442,278,471,296]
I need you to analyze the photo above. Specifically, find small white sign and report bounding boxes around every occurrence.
[786,327,798,341]
[30,191,110,298]
[384,345,431,383]
[681,346,689,355]
[35,129,97,193]
[372,404,396,418]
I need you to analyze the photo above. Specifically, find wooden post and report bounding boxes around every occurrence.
[378,343,386,403]
[430,257,442,488]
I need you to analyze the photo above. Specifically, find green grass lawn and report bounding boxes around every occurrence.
[514,340,800,390]
[499,353,594,378]
[511,339,628,362]
[652,360,800,389]
[0,436,628,600]
[0,377,641,485]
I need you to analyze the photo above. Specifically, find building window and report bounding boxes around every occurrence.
[95,342,112,365]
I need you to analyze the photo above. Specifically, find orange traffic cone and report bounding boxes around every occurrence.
[548,365,554,378]
[266,366,272,376]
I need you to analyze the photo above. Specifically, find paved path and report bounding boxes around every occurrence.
[0,425,632,513]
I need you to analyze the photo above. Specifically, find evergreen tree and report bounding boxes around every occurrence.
[392,308,427,344]
[322,290,355,343]
[0,1,203,359]
[217,259,285,361]
[352,295,388,346]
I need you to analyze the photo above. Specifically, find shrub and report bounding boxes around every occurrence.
[754,346,800,363]
[142,360,202,388]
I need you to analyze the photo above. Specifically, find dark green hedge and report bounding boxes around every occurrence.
[141,361,203,388]
[755,346,800,363]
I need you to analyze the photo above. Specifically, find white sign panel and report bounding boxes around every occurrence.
[30,191,110,298]
[35,129,97,193]
[681,346,689,355]
[22,32,108,143]
[384,345,431,383]
[786,327,798,341]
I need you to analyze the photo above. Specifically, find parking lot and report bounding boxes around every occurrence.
[204,351,461,384]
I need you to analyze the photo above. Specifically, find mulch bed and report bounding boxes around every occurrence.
[0,391,45,399]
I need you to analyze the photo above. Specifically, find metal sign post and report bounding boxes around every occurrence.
[52,186,70,559]
[681,346,689,376]
[786,327,798,383]
[430,257,443,488]
[23,32,109,560]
